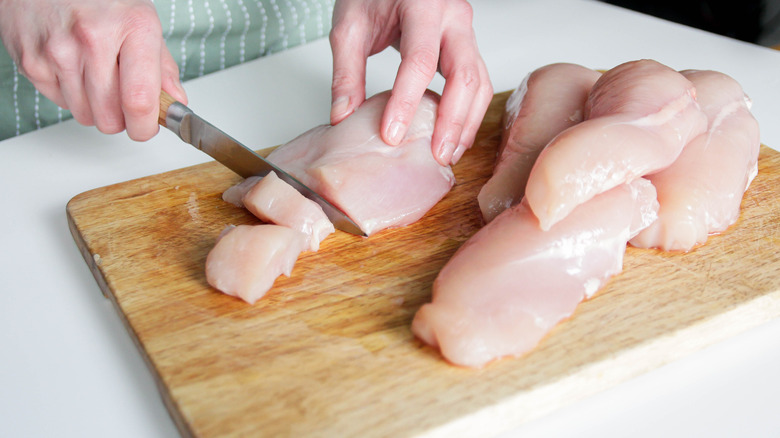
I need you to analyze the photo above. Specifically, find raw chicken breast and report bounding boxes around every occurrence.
[525,59,707,230]
[412,179,658,368]
[205,224,309,304]
[478,63,601,222]
[266,90,455,236]
[630,70,760,251]
[222,176,262,208]
[238,171,334,251]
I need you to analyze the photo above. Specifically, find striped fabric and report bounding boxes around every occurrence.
[0,0,334,141]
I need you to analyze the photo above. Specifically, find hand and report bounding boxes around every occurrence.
[0,0,187,141]
[329,0,493,166]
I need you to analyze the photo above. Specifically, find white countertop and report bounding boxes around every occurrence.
[2,0,779,436]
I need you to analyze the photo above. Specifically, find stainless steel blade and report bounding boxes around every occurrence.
[162,98,365,236]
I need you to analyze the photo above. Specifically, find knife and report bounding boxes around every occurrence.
[158,90,366,236]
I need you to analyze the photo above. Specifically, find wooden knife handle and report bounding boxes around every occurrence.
[159,90,177,128]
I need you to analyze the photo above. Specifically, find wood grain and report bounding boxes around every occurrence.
[67,91,780,438]
[159,90,178,128]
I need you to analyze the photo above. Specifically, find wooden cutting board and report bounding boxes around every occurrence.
[67,91,780,438]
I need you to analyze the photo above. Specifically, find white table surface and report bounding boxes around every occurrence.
[2,0,779,436]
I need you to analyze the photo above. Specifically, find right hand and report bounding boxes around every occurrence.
[0,0,187,141]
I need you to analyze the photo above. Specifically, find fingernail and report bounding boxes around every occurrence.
[386,120,405,145]
[169,78,188,104]
[437,141,457,165]
[451,143,467,165]
[331,96,350,121]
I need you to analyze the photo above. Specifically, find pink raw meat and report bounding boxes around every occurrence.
[478,63,601,223]
[266,90,455,236]
[222,176,262,208]
[205,224,308,304]
[525,59,707,230]
[630,69,760,251]
[239,171,335,251]
[412,179,658,368]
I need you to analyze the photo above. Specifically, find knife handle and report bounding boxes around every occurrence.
[158,90,177,128]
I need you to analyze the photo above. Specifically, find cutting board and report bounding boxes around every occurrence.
[67,91,780,438]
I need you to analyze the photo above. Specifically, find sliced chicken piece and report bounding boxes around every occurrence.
[209,90,453,303]
[266,90,455,236]
[478,63,601,222]
[239,171,335,251]
[525,59,707,230]
[222,176,262,208]
[205,224,308,304]
[630,70,760,251]
[412,179,658,368]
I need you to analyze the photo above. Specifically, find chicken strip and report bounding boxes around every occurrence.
[478,63,601,223]
[412,179,658,368]
[630,70,760,251]
[525,59,707,230]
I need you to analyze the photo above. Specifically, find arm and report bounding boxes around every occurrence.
[0,0,187,141]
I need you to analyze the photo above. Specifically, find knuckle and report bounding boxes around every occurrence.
[439,0,473,25]
[95,110,126,134]
[479,74,495,101]
[451,64,481,91]
[71,21,104,51]
[17,54,51,84]
[329,11,367,47]
[448,116,466,132]
[405,46,439,79]
[118,4,163,43]
[43,39,82,76]
[122,84,156,118]
[393,95,418,117]
[128,125,158,142]
[122,3,162,32]
[328,23,348,47]
[71,107,95,127]
[484,80,494,97]
[43,38,68,63]
[97,120,125,135]
[330,68,359,92]
[453,1,474,22]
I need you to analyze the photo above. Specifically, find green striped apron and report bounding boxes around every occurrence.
[0,0,334,141]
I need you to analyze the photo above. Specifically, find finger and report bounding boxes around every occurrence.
[453,63,493,164]
[382,6,443,145]
[430,82,470,165]
[430,61,476,164]
[48,38,94,126]
[83,47,125,134]
[328,5,370,125]
[22,66,68,110]
[119,26,163,141]
[432,30,491,165]
[14,45,68,109]
[4,14,69,108]
[160,45,187,105]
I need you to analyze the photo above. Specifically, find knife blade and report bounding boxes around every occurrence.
[158,91,366,236]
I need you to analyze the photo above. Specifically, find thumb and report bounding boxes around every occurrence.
[160,44,187,104]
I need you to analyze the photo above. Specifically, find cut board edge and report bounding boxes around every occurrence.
[65,203,199,438]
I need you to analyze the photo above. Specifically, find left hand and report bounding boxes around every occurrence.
[329,0,493,165]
